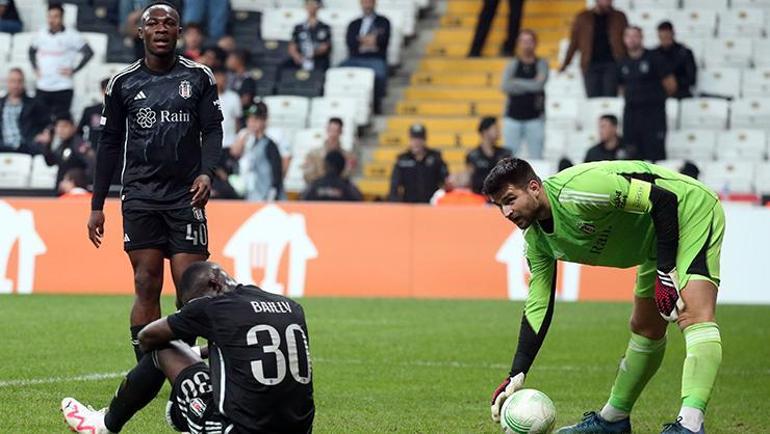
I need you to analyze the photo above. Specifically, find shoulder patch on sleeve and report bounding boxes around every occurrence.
[624,178,652,213]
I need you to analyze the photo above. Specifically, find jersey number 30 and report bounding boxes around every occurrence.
[247,324,312,386]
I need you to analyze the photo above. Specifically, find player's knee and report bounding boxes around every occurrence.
[133,267,163,294]
[629,316,666,340]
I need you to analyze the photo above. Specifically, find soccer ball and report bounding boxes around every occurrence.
[499,389,556,434]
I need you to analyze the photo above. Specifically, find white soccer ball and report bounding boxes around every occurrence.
[499,388,557,434]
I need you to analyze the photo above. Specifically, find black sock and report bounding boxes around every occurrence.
[129,325,146,362]
[103,354,166,433]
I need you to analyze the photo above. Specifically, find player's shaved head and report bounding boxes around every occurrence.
[482,158,541,197]
[178,262,234,305]
[140,2,179,26]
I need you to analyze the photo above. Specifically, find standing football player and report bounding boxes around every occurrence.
[62,262,315,433]
[486,159,724,434]
[86,3,223,432]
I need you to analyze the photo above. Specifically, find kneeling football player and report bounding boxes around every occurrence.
[486,159,724,434]
[62,262,315,434]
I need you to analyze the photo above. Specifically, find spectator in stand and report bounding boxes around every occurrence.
[430,172,487,206]
[213,68,242,149]
[288,0,332,72]
[229,102,284,201]
[342,0,390,114]
[78,78,109,149]
[468,0,524,57]
[388,123,448,203]
[182,0,229,42]
[119,0,149,34]
[58,167,91,198]
[198,46,227,69]
[0,0,23,34]
[0,68,48,154]
[302,117,355,184]
[180,22,205,61]
[501,29,548,158]
[226,50,257,112]
[217,35,237,55]
[584,114,635,162]
[561,0,627,97]
[40,114,95,189]
[302,150,363,201]
[466,117,511,195]
[619,26,676,162]
[30,3,94,120]
[654,21,697,99]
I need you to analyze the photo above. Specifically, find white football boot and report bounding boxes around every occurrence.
[61,397,113,434]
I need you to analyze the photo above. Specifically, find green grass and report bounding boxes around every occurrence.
[1,295,769,433]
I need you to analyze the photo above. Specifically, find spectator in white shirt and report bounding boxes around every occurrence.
[213,68,242,149]
[29,3,94,120]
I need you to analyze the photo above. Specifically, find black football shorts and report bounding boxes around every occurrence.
[166,362,227,433]
[122,206,210,258]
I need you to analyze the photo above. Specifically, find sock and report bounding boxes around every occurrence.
[103,354,166,433]
[681,322,722,413]
[606,332,667,414]
[678,406,705,432]
[599,402,629,423]
[129,325,146,362]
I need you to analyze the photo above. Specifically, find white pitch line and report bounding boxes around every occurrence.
[0,371,127,388]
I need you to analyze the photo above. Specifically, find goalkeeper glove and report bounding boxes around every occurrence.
[655,268,684,322]
[490,372,525,422]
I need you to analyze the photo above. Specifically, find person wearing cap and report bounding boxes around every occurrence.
[229,102,285,201]
[302,150,363,201]
[388,123,448,203]
[288,0,332,72]
[41,113,94,190]
[466,117,511,195]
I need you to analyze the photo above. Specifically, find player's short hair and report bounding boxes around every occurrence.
[328,117,343,128]
[140,1,180,26]
[48,3,64,13]
[63,168,88,189]
[55,113,74,124]
[600,114,618,126]
[626,25,643,34]
[658,21,674,32]
[482,157,541,197]
[8,67,24,77]
[178,261,214,303]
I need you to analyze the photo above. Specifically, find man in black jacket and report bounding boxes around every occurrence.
[341,0,390,113]
[302,150,362,201]
[654,21,696,99]
[389,123,448,203]
[0,68,48,154]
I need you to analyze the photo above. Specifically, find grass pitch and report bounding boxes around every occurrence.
[1,295,769,433]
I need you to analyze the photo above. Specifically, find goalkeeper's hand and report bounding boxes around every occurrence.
[490,372,525,422]
[655,268,684,322]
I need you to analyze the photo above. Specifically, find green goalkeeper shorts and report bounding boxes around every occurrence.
[635,201,726,297]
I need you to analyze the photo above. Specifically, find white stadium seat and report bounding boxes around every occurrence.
[753,162,770,194]
[704,37,753,68]
[324,67,375,126]
[544,98,582,132]
[566,130,599,164]
[545,69,585,99]
[634,0,678,9]
[752,40,770,68]
[528,160,558,179]
[231,0,274,11]
[734,0,770,9]
[626,9,671,30]
[677,37,705,65]
[670,10,717,39]
[29,155,58,189]
[0,33,11,63]
[667,129,718,161]
[582,97,624,131]
[63,4,78,29]
[0,153,32,188]
[682,0,728,10]
[680,98,729,130]
[543,129,567,161]
[263,95,310,130]
[701,161,756,194]
[741,68,770,97]
[11,32,35,64]
[557,39,581,73]
[261,8,307,41]
[697,68,742,99]
[716,129,767,161]
[81,32,109,63]
[667,98,681,130]
[309,96,358,134]
[730,97,770,130]
[719,9,766,37]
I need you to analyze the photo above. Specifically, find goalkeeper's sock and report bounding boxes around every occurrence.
[129,325,145,362]
[103,354,166,433]
[606,332,667,415]
[678,406,705,432]
[679,322,722,426]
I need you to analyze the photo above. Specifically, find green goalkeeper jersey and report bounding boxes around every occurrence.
[511,160,720,376]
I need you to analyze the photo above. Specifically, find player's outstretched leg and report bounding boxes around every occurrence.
[61,398,111,434]
[660,281,721,434]
[556,297,667,434]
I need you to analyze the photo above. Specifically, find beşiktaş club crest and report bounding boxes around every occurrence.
[179,80,192,99]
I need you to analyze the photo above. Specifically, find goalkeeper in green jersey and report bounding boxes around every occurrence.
[485,159,725,434]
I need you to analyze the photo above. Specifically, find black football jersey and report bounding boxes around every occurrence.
[92,56,223,210]
[167,286,314,433]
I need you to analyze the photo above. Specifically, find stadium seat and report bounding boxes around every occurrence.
[626,9,671,31]
[283,127,327,193]
[63,4,78,29]
[0,33,10,62]
[557,38,581,73]
[251,40,290,68]
[704,37,753,68]
[730,97,770,130]
[682,0,728,10]
[252,66,279,97]
[716,129,767,161]
[528,159,558,178]
[545,70,585,99]
[310,96,359,129]
[633,0,678,9]
[543,129,567,161]
[231,0,276,11]
[734,0,770,9]
[719,9,766,37]
[29,155,57,189]
[667,97,681,130]
[566,130,598,164]
[670,10,717,39]
[697,68,742,100]
[752,41,770,68]
[81,32,108,64]
[11,32,35,64]
[324,67,374,126]
[261,8,307,41]
[0,153,32,188]
[701,161,756,194]
[263,95,310,130]
[753,162,770,194]
[544,98,582,131]
[583,97,624,130]
[277,68,325,98]
[741,68,770,97]
[677,37,706,65]
[679,98,729,130]
[230,10,261,46]
[667,129,718,160]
